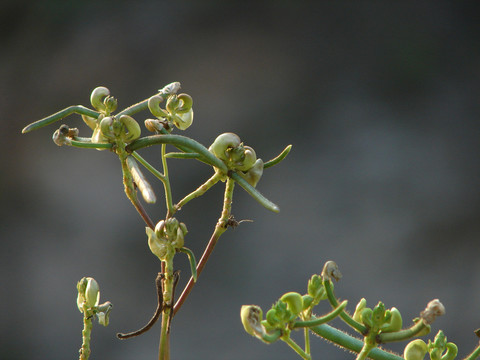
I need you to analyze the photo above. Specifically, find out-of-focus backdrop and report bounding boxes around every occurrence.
[2,1,479,359]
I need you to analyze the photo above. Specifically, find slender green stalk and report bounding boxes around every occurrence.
[175,171,222,211]
[127,135,227,172]
[309,324,403,360]
[131,151,167,182]
[158,258,174,360]
[70,139,113,149]
[323,279,367,334]
[282,336,311,360]
[161,144,175,217]
[173,178,235,315]
[357,338,377,360]
[304,327,311,357]
[465,344,480,360]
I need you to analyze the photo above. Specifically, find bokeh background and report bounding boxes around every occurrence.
[1,1,479,359]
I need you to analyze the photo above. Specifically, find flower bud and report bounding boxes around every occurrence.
[236,146,257,171]
[353,298,367,323]
[280,292,304,316]
[85,277,100,308]
[148,95,168,118]
[146,227,168,260]
[380,307,403,333]
[104,95,118,114]
[90,86,110,112]
[404,339,428,360]
[118,115,141,142]
[209,133,242,162]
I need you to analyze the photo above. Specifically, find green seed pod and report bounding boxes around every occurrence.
[380,307,403,333]
[118,115,141,142]
[353,298,367,323]
[280,292,304,316]
[236,146,257,171]
[90,86,110,112]
[148,95,169,118]
[146,227,168,260]
[209,133,242,161]
[241,305,265,339]
[404,339,428,360]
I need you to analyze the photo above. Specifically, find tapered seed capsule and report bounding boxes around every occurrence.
[126,156,156,203]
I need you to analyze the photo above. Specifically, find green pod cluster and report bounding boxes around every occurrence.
[209,133,264,187]
[148,93,194,131]
[265,300,296,329]
[146,218,188,261]
[99,115,141,143]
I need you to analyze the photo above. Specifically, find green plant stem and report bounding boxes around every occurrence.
[70,138,113,149]
[173,177,234,315]
[377,320,429,343]
[465,344,480,360]
[323,279,367,334]
[131,151,167,182]
[22,105,99,133]
[159,258,174,360]
[127,135,227,172]
[161,144,175,217]
[309,324,403,360]
[282,335,311,360]
[357,337,377,360]
[175,171,222,211]
[293,300,348,328]
[79,313,93,360]
[304,327,311,357]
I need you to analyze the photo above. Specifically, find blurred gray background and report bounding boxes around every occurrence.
[1,1,479,359]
